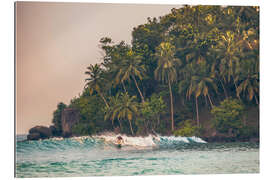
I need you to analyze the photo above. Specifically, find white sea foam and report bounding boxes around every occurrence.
[92,133,207,147]
[93,134,157,147]
[50,137,64,141]
[189,136,207,143]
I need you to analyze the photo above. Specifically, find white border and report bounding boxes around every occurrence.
[1,0,269,180]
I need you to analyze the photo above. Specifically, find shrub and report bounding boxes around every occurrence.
[211,98,244,135]
[52,102,67,136]
[237,125,259,139]
[140,94,166,133]
[71,123,93,136]
[174,119,200,137]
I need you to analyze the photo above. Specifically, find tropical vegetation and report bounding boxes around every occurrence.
[51,5,259,139]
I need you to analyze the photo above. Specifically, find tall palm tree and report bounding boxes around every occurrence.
[104,93,123,129]
[85,64,109,108]
[236,58,259,104]
[155,42,179,131]
[179,62,217,126]
[109,92,138,135]
[215,31,243,98]
[116,50,146,103]
[237,73,259,104]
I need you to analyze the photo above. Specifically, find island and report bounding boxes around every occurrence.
[27,5,259,143]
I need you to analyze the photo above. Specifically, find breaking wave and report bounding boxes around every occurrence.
[17,133,206,153]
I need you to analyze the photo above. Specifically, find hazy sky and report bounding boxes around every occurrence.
[16,2,182,134]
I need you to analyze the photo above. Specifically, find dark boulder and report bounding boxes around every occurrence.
[27,133,41,141]
[28,126,52,140]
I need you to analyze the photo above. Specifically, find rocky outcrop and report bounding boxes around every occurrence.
[26,108,80,141]
[61,108,79,137]
[27,133,41,141]
[27,126,52,140]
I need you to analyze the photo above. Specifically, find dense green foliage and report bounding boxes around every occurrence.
[69,91,112,135]
[53,5,259,138]
[211,98,244,135]
[174,119,201,137]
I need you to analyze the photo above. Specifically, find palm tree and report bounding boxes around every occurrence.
[237,73,259,104]
[116,50,146,103]
[104,93,123,129]
[109,92,138,135]
[179,62,217,126]
[85,64,109,108]
[236,58,259,104]
[215,31,243,98]
[155,42,179,131]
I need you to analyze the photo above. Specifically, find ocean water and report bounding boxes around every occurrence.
[16,134,259,178]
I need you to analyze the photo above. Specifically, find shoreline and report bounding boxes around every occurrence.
[19,131,259,143]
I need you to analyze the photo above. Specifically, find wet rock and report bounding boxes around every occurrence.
[28,126,52,140]
[27,133,41,141]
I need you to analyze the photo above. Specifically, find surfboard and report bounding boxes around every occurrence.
[116,143,122,148]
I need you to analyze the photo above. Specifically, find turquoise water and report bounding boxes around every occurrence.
[16,135,259,178]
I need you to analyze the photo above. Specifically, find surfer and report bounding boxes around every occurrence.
[116,136,124,148]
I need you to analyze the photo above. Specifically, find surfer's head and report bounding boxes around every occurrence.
[117,136,123,140]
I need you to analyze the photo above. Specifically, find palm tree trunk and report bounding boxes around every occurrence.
[207,94,214,108]
[220,79,228,98]
[132,75,145,103]
[204,95,208,107]
[128,119,134,135]
[243,114,247,126]
[233,77,241,100]
[195,96,199,127]
[99,91,109,108]
[121,81,127,92]
[254,95,259,105]
[118,119,122,131]
[168,80,174,132]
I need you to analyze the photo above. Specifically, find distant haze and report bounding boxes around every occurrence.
[16,2,182,134]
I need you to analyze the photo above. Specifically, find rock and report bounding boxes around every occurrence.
[61,108,79,137]
[27,133,41,141]
[29,126,52,139]
[49,125,58,136]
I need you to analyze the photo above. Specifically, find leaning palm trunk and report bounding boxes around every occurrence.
[168,79,174,132]
[254,95,259,105]
[128,119,134,135]
[232,76,241,100]
[121,81,127,92]
[195,96,199,127]
[219,78,228,98]
[207,94,214,108]
[98,91,109,108]
[131,75,145,103]
[117,119,122,131]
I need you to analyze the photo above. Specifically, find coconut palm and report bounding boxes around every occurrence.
[236,58,259,104]
[215,31,243,96]
[179,62,218,126]
[104,93,123,129]
[237,73,259,104]
[101,41,131,93]
[109,92,138,135]
[85,64,109,108]
[116,50,146,103]
[155,42,180,131]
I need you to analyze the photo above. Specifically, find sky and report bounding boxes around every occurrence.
[16,1,183,134]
